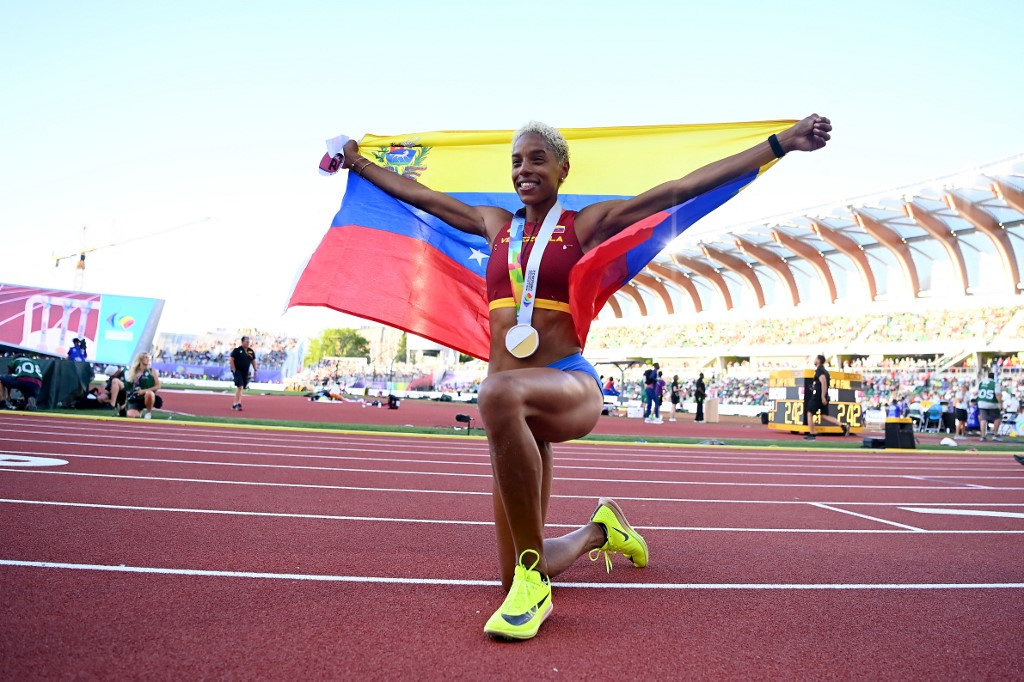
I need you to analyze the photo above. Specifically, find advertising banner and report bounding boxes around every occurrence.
[0,282,164,366]
[150,362,283,383]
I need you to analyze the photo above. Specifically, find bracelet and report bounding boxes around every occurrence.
[353,159,373,177]
[768,134,785,158]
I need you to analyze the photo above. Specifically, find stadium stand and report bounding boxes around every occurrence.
[593,156,1024,322]
[583,156,1024,422]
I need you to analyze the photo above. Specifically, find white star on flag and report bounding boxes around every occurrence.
[468,248,488,266]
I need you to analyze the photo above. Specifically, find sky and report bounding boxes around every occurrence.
[3,0,1022,338]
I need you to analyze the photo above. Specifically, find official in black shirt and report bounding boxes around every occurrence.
[229,336,258,411]
[805,354,848,440]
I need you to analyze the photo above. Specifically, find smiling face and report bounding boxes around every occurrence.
[511,132,569,206]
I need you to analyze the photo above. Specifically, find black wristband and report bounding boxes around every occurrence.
[768,134,785,158]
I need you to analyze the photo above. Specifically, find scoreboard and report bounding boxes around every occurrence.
[766,369,863,434]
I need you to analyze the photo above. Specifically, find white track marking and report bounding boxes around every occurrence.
[13,439,1019,480]
[0,455,67,467]
[4,456,1023,490]
[811,503,925,531]
[904,475,993,489]
[1,431,1018,479]
[0,468,491,496]
[1,422,1014,468]
[4,498,1023,534]
[3,560,1023,589]
[0,498,491,525]
[6,464,1024,507]
[899,507,1024,519]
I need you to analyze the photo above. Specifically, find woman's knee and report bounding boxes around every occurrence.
[478,374,526,423]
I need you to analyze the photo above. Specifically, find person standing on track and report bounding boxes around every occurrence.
[976,371,1003,442]
[694,372,706,423]
[642,361,660,421]
[953,381,969,439]
[804,354,849,440]
[652,370,666,423]
[669,374,681,421]
[229,336,258,411]
[340,113,831,640]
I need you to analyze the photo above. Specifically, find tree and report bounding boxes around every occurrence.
[305,328,370,365]
[395,333,407,363]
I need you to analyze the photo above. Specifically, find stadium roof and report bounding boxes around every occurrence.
[607,154,1024,319]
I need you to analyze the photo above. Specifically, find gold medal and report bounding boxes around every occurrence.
[505,324,540,359]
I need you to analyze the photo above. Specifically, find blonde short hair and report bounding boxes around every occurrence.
[513,121,569,164]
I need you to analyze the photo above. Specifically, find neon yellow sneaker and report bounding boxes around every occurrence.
[483,549,552,641]
[589,497,649,572]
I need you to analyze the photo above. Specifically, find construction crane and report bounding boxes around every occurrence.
[53,226,90,291]
[53,218,210,290]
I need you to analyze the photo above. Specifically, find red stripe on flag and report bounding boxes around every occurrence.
[570,211,670,348]
[289,226,491,359]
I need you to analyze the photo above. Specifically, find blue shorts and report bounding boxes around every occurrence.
[547,353,602,393]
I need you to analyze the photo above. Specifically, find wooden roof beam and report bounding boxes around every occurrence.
[700,244,766,308]
[770,229,838,303]
[632,273,675,316]
[851,209,920,297]
[808,219,878,301]
[670,254,734,310]
[647,263,704,313]
[903,200,969,296]
[733,238,800,306]
[990,179,1024,214]
[604,294,623,318]
[618,282,649,316]
[945,191,1021,293]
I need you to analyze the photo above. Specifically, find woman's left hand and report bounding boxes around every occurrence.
[781,114,832,153]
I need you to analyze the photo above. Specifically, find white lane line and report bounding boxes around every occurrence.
[811,503,926,531]
[899,507,1024,519]
[0,438,491,465]
[0,468,491,496]
[6,467,1024,503]
[21,445,1022,481]
[0,498,491,525]
[3,560,1023,589]
[0,425,1003,466]
[2,466,1024,509]
[5,499,1023,534]
[3,426,1013,469]
[905,475,993,489]
[0,427,488,452]
[560,581,1024,589]
[5,454,1022,491]
[0,452,492,479]
[4,435,1019,480]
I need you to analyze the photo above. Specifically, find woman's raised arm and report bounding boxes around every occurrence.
[577,114,831,250]
[342,140,506,240]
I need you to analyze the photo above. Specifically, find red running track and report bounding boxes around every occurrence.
[163,388,774,439]
[2,412,1023,679]
[154,388,987,448]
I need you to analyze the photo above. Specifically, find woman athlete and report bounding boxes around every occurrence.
[340,113,831,639]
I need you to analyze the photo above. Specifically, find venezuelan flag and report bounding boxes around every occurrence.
[289,120,794,360]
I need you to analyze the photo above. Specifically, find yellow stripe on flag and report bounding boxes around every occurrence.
[358,120,795,195]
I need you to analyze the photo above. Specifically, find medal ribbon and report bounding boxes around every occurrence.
[506,201,563,326]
